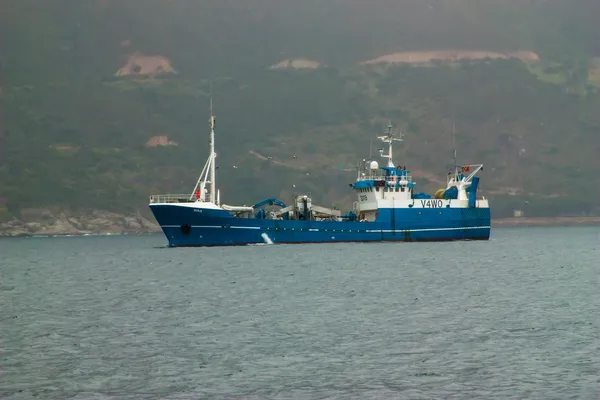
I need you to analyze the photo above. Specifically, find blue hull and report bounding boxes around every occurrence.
[150,204,491,247]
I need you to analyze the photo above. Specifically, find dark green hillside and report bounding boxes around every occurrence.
[2,0,600,220]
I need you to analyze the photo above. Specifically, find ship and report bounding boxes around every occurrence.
[149,102,490,247]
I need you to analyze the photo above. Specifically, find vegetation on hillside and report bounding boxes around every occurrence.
[2,0,600,219]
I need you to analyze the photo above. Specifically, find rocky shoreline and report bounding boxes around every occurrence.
[0,209,160,237]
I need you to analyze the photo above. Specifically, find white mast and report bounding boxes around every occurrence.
[208,96,216,204]
[377,121,403,168]
[189,93,218,203]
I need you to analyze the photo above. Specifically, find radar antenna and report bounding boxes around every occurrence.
[377,121,403,168]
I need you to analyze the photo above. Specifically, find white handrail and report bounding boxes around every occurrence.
[149,194,199,204]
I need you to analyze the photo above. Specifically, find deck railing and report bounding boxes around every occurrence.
[149,194,198,204]
[358,175,413,183]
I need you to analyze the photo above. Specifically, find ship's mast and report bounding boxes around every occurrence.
[208,96,216,204]
[377,121,403,168]
[452,124,457,171]
[189,93,218,203]
[451,123,459,181]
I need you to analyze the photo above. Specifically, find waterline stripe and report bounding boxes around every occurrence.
[366,226,490,233]
[161,225,490,233]
[162,225,261,230]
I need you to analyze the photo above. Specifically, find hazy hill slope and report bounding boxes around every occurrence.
[2,0,600,222]
[4,0,599,80]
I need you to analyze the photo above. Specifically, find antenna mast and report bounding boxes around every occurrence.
[447,123,464,185]
[452,124,457,168]
[377,121,403,168]
[188,85,219,203]
[208,93,216,204]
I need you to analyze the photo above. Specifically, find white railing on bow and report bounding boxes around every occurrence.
[149,194,199,204]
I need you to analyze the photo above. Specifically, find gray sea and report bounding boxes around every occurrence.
[1,227,599,399]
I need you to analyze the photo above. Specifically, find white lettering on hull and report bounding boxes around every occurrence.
[420,200,444,208]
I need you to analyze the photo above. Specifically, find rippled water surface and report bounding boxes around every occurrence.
[2,227,600,399]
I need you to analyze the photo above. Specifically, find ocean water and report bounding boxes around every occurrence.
[1,227,599,399]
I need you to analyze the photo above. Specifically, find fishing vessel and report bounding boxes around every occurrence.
[149,103,490,247]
